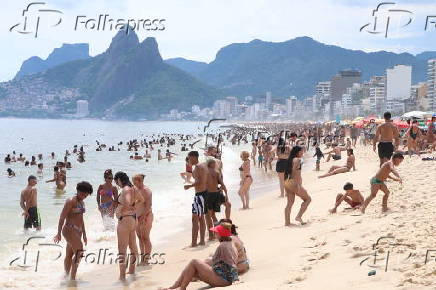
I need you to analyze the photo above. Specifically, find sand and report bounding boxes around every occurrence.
[77,145,436,290]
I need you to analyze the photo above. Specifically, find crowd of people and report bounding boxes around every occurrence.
[9,112,436,289]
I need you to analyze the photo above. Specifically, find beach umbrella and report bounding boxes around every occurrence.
[402,111,428,119]
[354,120,364,128]
[393,120,409,129]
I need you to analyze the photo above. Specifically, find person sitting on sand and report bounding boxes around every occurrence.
[220,219,249,274]
[360,153,404,214]
[324,143,345,162]
[318,149,356,178]
[329,182,364,213]
[162,223,238,290]
[203,219,249,274]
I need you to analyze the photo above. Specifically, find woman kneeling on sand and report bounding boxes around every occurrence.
[162,223,239,290]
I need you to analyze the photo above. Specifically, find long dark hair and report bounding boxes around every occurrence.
[284,146,303,180]
[114,171,133,187]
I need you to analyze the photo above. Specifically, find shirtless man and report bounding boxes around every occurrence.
[329,182,364,213]
[324,143,345,162]
[373,112,400,167]
[20,175,41,230]
[318,149,355,178]
[360,153,404,214]
[133,174,153,265]
[184,151,208,247]
[205,158,229,240]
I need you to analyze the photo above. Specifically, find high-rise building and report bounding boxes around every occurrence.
[386,65,412,101]
[225,96,238,115]
[369,76,386,114]
[76,100,89,117]
[410,82,429,111]
[266,91,272,109]
[330,70,361,118]
[386,65,411,114]
[286,96,297,116]
[314,81,331,112]
[427,59,436,110]
[330,70,361,101]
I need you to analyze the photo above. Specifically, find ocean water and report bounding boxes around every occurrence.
[0,118,276,288]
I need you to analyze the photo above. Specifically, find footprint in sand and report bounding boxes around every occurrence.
[288,271,307,284]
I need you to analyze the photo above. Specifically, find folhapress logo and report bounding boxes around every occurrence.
[10,2,166,38]
[9,2,63,38]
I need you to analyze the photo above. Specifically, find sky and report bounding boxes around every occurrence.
[1,0,436,81]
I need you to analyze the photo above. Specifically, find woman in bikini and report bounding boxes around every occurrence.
[284,146,312,226]
[96,169,118,227]
[53,181,93,280]
[406,120,422,157]
[114,171,144,280]
[238,151,252,210]
[205,219,249,274]
[162,223,238,290]
[275,137,291,198]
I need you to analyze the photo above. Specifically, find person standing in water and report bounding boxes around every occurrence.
[184,151,208,247]
[133,174,153,265]
[96,169,118,229]
[53,181,93,280]
[284,146,312,226]
[20,175,40,230]
[238,151,252,210]
[46,166,66,193]
[114,171,144,280]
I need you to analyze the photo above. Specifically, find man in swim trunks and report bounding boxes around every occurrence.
[20,175,41,230]
[329,182,363,213]
[360,152,404,214]
[184,151,208,247]
[324,143,345,162]
[205,158,229,240]
[373,112,400,167]
[133,174,153,265]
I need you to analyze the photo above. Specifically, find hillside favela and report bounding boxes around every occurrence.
[1,1,435,290]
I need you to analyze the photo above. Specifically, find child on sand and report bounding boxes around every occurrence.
[360,152,404,214]
[313,142,324,171]
[329,182,363,213]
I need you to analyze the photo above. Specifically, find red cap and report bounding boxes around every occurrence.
[210,225,231,237]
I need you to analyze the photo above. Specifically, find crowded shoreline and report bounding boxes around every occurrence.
[2,115,436,289]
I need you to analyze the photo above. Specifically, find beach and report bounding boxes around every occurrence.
[74,145,435,289]
[2,119,435,290]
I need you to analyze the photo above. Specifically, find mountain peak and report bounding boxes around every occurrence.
[15,43,89,79]
[107,29,139,54]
